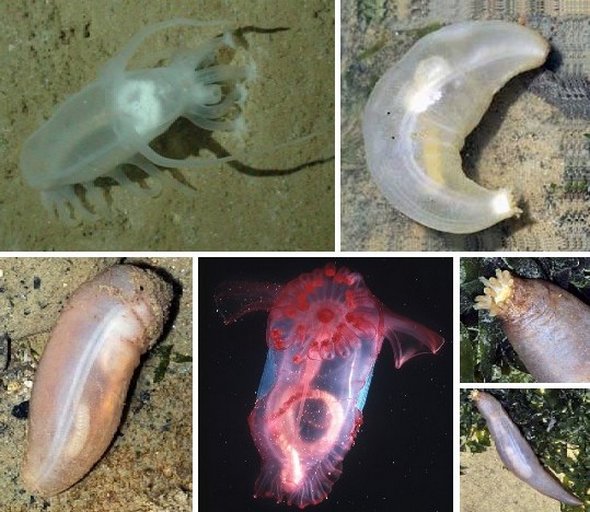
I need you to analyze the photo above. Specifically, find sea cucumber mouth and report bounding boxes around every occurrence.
[267,265,383,360]
[270,297,378,361]
[473,269,515,317]
[316,307,335,323]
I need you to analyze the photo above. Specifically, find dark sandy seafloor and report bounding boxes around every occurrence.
[0,258,192,512]
[0,0,334,250]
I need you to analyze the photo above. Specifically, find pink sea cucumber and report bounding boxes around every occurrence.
[474,269,590,382]
[22,265,173,496]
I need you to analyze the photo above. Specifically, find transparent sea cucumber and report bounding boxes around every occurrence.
[363,21,549,233]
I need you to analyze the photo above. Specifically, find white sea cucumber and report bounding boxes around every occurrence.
[21,19,253,224]
[363,21,549,234]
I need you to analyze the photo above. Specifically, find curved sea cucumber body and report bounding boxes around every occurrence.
[22,265,173,497]
[474,269,590,382]
[363,21,549,233]
[471,391,583,506]
[216,264,444,508]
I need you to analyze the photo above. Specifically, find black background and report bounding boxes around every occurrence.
[199,257,453,512]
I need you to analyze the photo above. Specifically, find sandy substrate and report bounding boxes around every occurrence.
[0,258,192,512]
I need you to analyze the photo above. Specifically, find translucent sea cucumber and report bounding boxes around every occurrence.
[21,19,252,224]
[22,265,173,496]
[363,21,549,233]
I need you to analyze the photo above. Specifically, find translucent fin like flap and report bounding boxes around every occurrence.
[384,308,444,369]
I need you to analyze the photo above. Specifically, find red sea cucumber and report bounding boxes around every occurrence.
[21,265,173,497]
[216,263,444,508]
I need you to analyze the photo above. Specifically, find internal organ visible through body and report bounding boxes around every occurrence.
[215,264,444,508]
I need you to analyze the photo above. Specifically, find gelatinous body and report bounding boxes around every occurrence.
[215,264,444,508]
[363,21,549,233]
[474,269,590,382]
[22,265,173,496]
[21,19,251,224]
[471,391,582,506]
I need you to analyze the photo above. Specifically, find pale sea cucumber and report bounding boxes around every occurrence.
[471,390,582,506]
[363,21,549,233]
[21,19,252,224]
[22,265,173,496]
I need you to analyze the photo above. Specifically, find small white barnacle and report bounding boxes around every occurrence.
[363,21,550,234]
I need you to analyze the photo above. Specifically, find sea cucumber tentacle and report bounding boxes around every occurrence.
[473,269,514,316]
[363,21,549,233]
[471,390,583,507]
